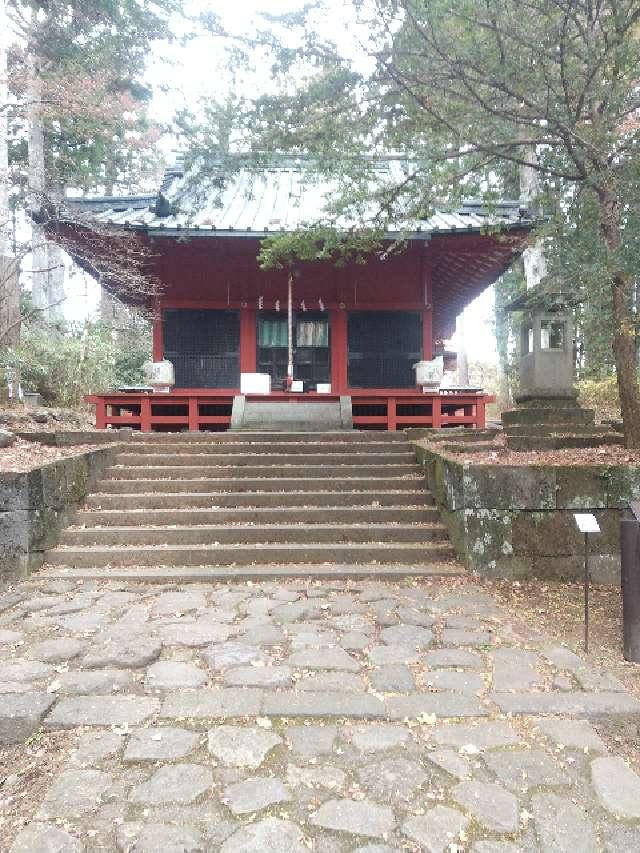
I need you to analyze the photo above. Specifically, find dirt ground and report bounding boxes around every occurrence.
[422,432,640,467]
[0,730,76,844]
[484,578,640,770]
[0,437,100,472]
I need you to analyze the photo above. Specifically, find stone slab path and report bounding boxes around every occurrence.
[1,575,640,851]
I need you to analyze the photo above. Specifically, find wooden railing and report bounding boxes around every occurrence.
[85,389,493,432]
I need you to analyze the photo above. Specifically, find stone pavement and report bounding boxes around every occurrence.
[1,575,640,852]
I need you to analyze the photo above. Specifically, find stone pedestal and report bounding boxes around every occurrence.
[501,398,620,450]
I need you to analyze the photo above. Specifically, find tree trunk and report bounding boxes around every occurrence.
[0,0,20,348]
[519,148,547,290]
[598,184,640,447]
[27,27,64,323]
[0,0,9,257]
[27,46,47,313]
[494,277,512,408]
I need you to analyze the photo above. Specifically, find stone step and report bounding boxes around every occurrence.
[93,476,424,494]
[503,423,612,437]
[60,523,448,546]
[74,506,438,526]
[84,491,431,510]
[45,541,456,567]
[40,561,463,581]
[113,451,416,467]
[104,463,420,480]
[506,433,623,451]
[125,441,413,455]
[502,407,595,426]
[130,430,407,444]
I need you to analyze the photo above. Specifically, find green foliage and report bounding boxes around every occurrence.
[187,0,640,439]
[258,224,384,270]
[0,317,151,407]
[10,0,184,195]
[578,377,621,423]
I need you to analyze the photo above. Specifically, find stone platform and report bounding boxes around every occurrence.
[502,397,621,451]
[1,575,640,851]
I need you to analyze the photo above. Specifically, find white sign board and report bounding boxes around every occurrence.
[241,373,271,394]
[574,513,601,534]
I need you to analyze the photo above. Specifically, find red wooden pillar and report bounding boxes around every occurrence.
[95,400,107,430]
[240,307,257,374]
[140,396,152,432]
[152,301,163,361]
[188,397,198,431]
[330,308,348,393]
[476,399,486,429]
[421,246,433,361]
[422,307,433,361]
[432,394,442,428]
[387,397,397,431]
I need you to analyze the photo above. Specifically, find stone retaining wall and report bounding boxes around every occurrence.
[0,446,120,588]
[412,439,640,583]
[18,429,134,446]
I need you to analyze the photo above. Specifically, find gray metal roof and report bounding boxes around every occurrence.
[67,160,533,239]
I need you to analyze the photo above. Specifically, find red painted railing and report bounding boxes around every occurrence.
[85,389,493,432]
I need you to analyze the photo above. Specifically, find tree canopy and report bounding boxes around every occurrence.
[186,0,640,445]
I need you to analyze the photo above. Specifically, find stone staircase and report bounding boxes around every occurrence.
[44,431,461,580]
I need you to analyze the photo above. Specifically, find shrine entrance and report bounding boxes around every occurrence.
[257,311,331,391]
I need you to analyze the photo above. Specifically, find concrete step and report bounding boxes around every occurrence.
[74,506,438,526]
[60,523,448,546]
[130,430,408,444]
[40,562,463,581]
[113,452,416,467]
[125,441,413,455]
[84,491,432,510]
[46,541,456,567]
[93,476,424,494]
[105,463,420,480]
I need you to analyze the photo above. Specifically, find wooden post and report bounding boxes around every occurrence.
[188,397,198,432]
[422,306,433,361]
[330,308,348,393]
[388,397,397,431]
[432,394,442,428]
[152,303,163,361]
[240,307,257,374]
[476,399,486,429]
[140,396,152,432]
[95,399,107,430]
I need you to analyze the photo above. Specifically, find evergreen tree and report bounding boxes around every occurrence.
[8,0,181,319]
[196,0,640,446]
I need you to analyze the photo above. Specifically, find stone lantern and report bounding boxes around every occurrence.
[501,291,614,450]
[515,296,575,402]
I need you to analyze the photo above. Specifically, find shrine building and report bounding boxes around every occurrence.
[56,158,534,432]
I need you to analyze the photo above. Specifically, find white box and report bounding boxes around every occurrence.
[241,373,271,394]
[316,383,332,394]
[291,380,304,392]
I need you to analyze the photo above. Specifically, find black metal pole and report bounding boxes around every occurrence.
[584,532,589,654]
[621,517,640,662]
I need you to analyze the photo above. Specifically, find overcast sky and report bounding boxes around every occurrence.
[67,0,498,364]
